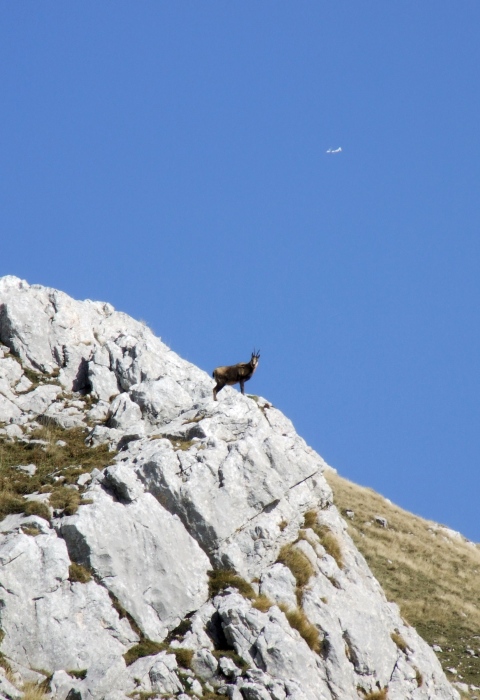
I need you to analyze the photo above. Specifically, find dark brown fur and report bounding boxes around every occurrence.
[212,350,260,401]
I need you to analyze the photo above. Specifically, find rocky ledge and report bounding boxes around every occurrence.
[0,276,458,700]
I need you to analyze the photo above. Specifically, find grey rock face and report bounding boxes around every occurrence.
[0,528,137,673]
[0,394,21,423]
[56,484,211,641]
[127,395,331,577]
[0,277,459,700]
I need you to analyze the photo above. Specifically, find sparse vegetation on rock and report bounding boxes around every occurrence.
[0,277,462,700]
[326,468,480,689]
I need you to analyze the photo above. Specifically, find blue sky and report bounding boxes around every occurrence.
[1,3,479,541]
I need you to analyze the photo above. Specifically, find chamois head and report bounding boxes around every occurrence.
[250,349,260,369]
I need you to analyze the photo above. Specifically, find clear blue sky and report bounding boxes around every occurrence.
[1,3,479,541]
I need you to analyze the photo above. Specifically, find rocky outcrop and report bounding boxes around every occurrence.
[0,276,459,700]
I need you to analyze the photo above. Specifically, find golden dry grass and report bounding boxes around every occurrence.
[278,604,322,654]
[252,595,274,612]
[390,631,409,654]
[303,511,344,569]
[207,570,256,600]
[68,563,92,583]
[277,543,315,588]
[21,682,49,700]
[325,469,480,688]
[49,486,82,515]
[123,640,166,666]
[363,690,388,700]
[315,526,344,569]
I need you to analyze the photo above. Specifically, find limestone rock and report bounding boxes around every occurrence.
[56,485,211,641]
[0,394,21,423]
[0,528,137,674]
[0,277,460,700]
[15,464,36,476]
[259,563,297,609]
[14,384,61,415]
[106,393,142,430]
[216,592,330,700]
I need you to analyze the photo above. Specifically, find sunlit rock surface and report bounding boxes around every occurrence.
[0,276,459,700]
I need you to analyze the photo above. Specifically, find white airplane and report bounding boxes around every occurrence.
[326,147,342,154]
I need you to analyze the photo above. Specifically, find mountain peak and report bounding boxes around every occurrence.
[0,278,459,700]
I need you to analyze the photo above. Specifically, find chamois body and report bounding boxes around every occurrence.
[212,350,260,401]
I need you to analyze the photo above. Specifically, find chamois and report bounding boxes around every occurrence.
[212,350,260,401]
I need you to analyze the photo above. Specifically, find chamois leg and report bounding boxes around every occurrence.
[213,382,224,401]
[240,380,245,394]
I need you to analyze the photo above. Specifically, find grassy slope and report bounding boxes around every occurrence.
[324,469,480,693]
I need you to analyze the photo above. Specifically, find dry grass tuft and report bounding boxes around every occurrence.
[277,543,315,589]
[252,595,274,612]
[303,510,318,529]
[165,437,197,451]
[208,570,256,600]
[302,510,344,569]
[279,604,322,654]
[49,486,82,515]
[0,491,25,519]
[315,525,344,569]
[391,631,409,654]
[23,500,51,521]
[172,647,194,669]
[363,690,388,700]
[211,649,250,672]
[325,469,480,687]
[414,667,423,687]
[69,563,92,583]
[21,682,50,700]
[124,640,166,666]
[21,524,42,537]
